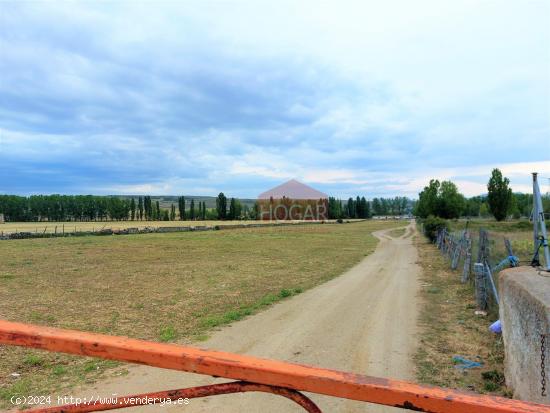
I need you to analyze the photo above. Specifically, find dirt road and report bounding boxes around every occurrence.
[72,222,420,412]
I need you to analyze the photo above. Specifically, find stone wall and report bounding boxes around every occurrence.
[499,266,550,404]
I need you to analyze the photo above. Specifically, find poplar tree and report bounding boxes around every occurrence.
[216,193,227,220]
[178,196,186,220]
[130,198,136,220]
[346,198,356,218]
[138,197,144,220]
[361,197,369,218]
[487,168,512,221]
[228,198,236,220]
[190,199,195,220]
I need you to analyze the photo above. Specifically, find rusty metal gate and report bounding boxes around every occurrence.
[0,320,548,412]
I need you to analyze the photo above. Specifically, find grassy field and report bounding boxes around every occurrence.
[387,227,407,238]
[413,218,539,396]
[448,218,536,265]
[0,219,353,235]
[0,220,401,408]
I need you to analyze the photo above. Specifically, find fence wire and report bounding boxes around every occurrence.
[435,227,519,311]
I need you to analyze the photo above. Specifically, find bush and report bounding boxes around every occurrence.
[278,289,292,298]
[422,215,448,242]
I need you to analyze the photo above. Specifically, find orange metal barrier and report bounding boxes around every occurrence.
[0,319,548,412]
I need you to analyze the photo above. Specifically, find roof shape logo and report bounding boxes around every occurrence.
[258,179,328,200]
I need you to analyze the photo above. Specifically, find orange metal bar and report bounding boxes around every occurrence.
[0,320,548,413]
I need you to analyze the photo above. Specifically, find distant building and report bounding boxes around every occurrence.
[257,179,328,221]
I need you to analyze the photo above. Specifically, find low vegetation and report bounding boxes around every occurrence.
[414,233,508,395]
[448,219,535,264]
[0,219,346,235]
[0,220,401,408]
[421,216,449,242]
[414,217,537,396]
[388,227,407,238]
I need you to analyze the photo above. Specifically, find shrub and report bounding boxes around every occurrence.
[422,215,448,242]
[278,288,292,298]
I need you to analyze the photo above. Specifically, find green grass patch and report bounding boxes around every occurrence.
[158,326,177,342]
[23,355,44,367]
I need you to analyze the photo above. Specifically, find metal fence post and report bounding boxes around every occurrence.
[474,262,487,310]
[462,236,471,283]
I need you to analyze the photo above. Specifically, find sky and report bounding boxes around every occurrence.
[1,1,549,199]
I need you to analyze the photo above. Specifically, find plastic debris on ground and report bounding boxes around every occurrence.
[489,319,502,334]
[452,355,483,369]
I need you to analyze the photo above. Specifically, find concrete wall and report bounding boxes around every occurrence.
[499,266,550,404]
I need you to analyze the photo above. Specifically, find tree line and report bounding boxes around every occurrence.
[415,168,550,221]
[0,194,216,222]
[0,195,133,222]
[0,193,254,222]
[0,192,416,223]
[326,196,414,219]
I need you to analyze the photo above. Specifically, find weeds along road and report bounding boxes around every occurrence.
[70,222,420,413]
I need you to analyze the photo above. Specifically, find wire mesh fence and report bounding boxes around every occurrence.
[435,226,520,311]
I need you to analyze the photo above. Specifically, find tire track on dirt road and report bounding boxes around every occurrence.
[67,221,421,412]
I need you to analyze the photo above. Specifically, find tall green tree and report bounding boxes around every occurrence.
[130,198,136,220]
[355,196,362,217]
[170,204,176,220]
[190,199,195,220]
[178,196,186,220]
[216,193,227,220]
[200,201,207,220]
[138,197,144,220]
[361,197,370,218]
[415,180,440,218]
[228,198,236,220]
[143,196,152,220]
[437,181,465,219]
[346,198,355,218]
[328,197,343,219]
[371,198,381,215]
[487,168,512,221]
[415,179,464,219]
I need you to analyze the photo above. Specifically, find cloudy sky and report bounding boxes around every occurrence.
[1,1,549,198]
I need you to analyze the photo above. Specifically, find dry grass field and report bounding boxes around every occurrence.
[0,219,348,235]
[0,220,401,408]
